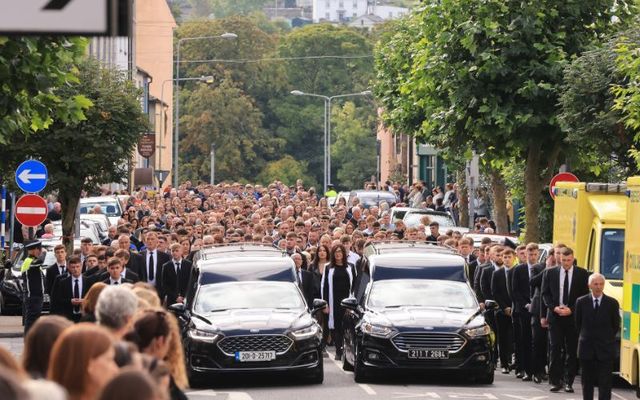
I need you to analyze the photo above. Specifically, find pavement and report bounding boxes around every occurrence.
[0,321,636,400]
[0,316,23,338]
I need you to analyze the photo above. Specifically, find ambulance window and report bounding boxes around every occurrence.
[600,229,624,280]
[587,229,596,272]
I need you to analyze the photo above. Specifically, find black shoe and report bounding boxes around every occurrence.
[533,374,542,384]
[550,385,562,392]
[564,384,574,393]
[501,367,510,374]
[334,351,342,361]
[522,374,533,381]
[516,371,524,379]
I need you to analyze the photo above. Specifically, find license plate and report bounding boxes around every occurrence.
[407,349,449,359]
[235,351,276,362]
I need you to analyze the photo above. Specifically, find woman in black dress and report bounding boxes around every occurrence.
[321,244,355,360]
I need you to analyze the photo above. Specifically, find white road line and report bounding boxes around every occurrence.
[612,392,628,400]
[359,383,377,395]
[326,350,353,375]
[187,390,253,399]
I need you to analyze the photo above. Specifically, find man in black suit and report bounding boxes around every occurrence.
[292,253,315,309]
[160,243,192,306]
[140,231,170,292]
[542,247,590,393]
[116,234,144,277]
[459,238,477,284]
[491,247,514,373]
[50,256,91,322]
[511,242,544,381]
[480,245,503,363]
[102,257,133,286]
[45,244,68,295]
[473,245,491,303]
[575,273,620,400]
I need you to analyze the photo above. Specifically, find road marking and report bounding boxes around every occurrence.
[393,393,441,399]
[612,392,628,400]
[448,394,497,399]
[359,384,377,395]
[187,389,253,399]
[505,396,548,400]
[326,350,353,375]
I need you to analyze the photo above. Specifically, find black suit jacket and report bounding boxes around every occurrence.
[480,265,498,301]
[160,259,193,306]
[529,267,548,318]
[295,269,316,309]
[473,263,491,302]
[102,277,133,286]
[126,252,145,277]
[575,294,620,360]
[491,267,512,311]
[50,275,91,321]
[466,258,479,286]
[45,264,67,295]
[541,266,590,321]
[511,263,544,313]
[140,250,171,285]
[96,268,140,284]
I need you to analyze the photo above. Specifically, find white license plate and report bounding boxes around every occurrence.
[407,349,449,359]
[235,351,276,362]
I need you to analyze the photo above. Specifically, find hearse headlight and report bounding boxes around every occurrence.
[362,322,395,339]
[187,328,221,343]
[464,324,491,338]
[290,324,320,340]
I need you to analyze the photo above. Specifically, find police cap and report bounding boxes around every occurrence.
[23,240,42,250]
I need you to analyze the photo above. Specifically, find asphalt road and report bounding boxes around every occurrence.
[1,328,637,400]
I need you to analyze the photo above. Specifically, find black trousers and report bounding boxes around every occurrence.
[496,312,513,368]
[513,311,533,375]
[23,296,43,335]
[549,316,578,385]
[580,358,613,400]
[531,316,548,375]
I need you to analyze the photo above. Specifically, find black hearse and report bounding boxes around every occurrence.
[170,244,326,385]
[341,242,495,383]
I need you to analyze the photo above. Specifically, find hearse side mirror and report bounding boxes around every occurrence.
[341,297,359,311]
[168,303,186,314]
[311,298,327,313]
[484,300,498,310]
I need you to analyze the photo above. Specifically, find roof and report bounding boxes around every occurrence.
[588,196,627,224]
[369,253,466,282]
[196,256,295,285]
[365,241,458,257]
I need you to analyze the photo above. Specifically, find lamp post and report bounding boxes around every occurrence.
[174,32,237,188]
[210,143,215,185]
[290,90,372,194]
[160,75,214,188]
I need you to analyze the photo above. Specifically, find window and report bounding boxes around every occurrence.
[339,1,344,8]
[599,229,624,280]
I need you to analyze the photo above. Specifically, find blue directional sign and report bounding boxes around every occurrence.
[15,160,48,193]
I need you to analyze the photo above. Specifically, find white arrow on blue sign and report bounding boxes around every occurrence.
[15,159,48,193]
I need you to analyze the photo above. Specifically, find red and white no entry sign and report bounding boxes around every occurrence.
[549,172,580,199]
[15,194,48,227]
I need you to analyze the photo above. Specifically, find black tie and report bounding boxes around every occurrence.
[562,270,569,306]
[594,298,599,311]
[148,252,155,281]
[297,271,302,286]
[73,279,80,313]
[113,281,119,285]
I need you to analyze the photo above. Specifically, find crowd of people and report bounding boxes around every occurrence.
[1,179,616,400]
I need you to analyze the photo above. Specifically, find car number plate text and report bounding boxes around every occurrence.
[407,349,449,359]
[235,351,276,362]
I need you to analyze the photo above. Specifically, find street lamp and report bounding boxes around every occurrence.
[290,89,372,194]
[174,32,237,188]
[160,75,214,188]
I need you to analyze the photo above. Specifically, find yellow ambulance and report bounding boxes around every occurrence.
[621,176,640,395]
[553,181,627,303]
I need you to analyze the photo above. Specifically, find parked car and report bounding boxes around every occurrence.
[170,244,326,385]
[340,242,494,384]
[79,196,124,226]
[348,190,398,209]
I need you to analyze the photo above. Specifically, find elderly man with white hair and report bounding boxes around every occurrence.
[575,273,620,400]
[95,285,139,339]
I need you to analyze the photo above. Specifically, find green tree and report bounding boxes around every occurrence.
[256,155,318,188]
[559,34,640,178]
[1,59,146,252]
[180,76,281,182]
[210,0,271,17]
[331,102,377,189]
[0,37,92,143]
[374,1,632,242]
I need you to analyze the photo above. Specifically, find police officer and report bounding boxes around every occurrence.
[21,240,46,334]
